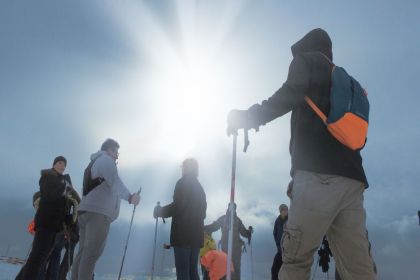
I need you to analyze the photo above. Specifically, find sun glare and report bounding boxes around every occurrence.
[102,1,247,164]
[154,50,231,158]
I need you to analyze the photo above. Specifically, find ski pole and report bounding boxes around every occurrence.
[67,226,72,280]
[248,226,254,280]
[117,188,142,280]
[226,133,237,280]
[151,201,164,280]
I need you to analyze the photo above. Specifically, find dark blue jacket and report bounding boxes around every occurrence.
[273,216,288,252]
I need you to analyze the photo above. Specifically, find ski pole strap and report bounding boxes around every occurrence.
[243,128,250,153]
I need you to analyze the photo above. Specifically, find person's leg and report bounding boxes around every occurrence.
[271,252,282,280]
[335,268,342,280]
[15,264,25,280]
[22,228,56,280]
[71,214,88,280]
[201,264,209,280]
[76,212,111,280]
[38,259,48,280]
[326,180,377,280]
[278,171,347,280]
[59,242,69,280]
[46,233,65,280]
[173,247,190,280]
[189,247,200,280]
[59,237,78,280]
[231,247,242,280]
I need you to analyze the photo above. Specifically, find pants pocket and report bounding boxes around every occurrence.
[295,171,343,215]
[281,226,302,263]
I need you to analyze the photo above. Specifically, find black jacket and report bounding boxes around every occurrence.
[248,28,368,185]
[273,216,288,252]
[35,169,70,231]
[205,212,251,250]
[161,175,207,247]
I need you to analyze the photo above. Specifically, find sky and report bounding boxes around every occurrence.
[1,0,420,279]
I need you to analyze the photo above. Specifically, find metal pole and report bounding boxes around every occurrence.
[151,201,161,280]
[226,134,237,280]
[117,188,141,280]
[250,240,254,280]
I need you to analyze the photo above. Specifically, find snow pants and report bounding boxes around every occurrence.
[279,170,377,280]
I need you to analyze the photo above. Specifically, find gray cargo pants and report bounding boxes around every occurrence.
[279,170,377,280]
[71,212,111,280]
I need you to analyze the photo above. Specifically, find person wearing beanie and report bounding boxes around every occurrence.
[271,204,288,280]
[20,156,73,280]
[227,28,377,279]
[71,139,141,280]
[153,158,207,280]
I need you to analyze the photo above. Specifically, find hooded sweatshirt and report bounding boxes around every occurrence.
[247,28,368,185]
[78,151,131,221]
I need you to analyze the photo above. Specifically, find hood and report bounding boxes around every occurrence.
[291,28,333,61]
[90,150,107,161]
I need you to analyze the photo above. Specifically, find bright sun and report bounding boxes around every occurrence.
[102,1,248,164]
[155,50,233,158]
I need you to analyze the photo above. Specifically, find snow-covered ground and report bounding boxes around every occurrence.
[0,263,178,280]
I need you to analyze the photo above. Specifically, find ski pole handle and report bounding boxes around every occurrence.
[155,201,166,223]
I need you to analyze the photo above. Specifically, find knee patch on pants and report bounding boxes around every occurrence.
[281,226,302,263]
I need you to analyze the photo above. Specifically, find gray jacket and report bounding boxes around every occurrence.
[78,151,131,221]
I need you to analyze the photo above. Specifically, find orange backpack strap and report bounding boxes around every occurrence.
[304,96,327,123]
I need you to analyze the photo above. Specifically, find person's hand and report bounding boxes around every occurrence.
[129,193,141,206]
[153,205,162,219]
[227,109,249,136]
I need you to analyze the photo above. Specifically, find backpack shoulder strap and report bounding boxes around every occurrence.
[304,96,327,123]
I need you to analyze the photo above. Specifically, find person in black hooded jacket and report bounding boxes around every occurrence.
[20,156,73,280]
[227,29,377,279]
[154,158,207,280]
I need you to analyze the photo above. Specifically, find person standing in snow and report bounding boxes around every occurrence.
[20,156,72,280]
[71,139,140,280]
[227,28,377,279]
[204,203,252,280]
[154,158,207,280]
[271,204,288,280]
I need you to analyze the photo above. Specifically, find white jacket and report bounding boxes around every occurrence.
[78,151,131,221]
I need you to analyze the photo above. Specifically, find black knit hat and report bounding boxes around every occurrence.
[53,156,67,166]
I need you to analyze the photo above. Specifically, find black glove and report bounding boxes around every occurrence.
[153,205,162,219]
